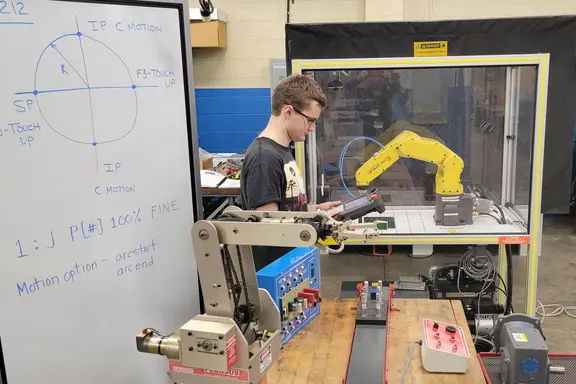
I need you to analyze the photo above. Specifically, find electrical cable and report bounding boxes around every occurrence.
[457,247,496,298]
[146,328,169,337]
[565,306,576,318]
[534,301,576,322]
[494,204,507,225]
[470,184,487,198]
[472,335,495,352]
[501,196,573,322]
[419,275,437,299]
[398,340,422,384]
[338,136,384,198]
[497,273,512,314]
[485,205,514,316]
[536,301,564,323]
[326,241,345,254]
[474,213,503,223]
[455,246,498,350]
[504,244,513,315]
[198,0,214,15]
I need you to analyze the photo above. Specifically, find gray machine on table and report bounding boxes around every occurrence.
[135,208,379,384]
[492,314,565,384]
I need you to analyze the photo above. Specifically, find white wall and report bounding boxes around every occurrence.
[189,0,576,88]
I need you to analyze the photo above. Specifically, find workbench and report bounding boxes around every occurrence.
[387,299,485,384]
[267,299,356,384]
[267,298,486,384]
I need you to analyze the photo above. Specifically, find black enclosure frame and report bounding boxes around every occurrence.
[286,16,576,214]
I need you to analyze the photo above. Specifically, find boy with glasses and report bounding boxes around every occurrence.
[240,74,341,270]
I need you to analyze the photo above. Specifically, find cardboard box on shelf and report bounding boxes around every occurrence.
[189,8,227,48]
[201,156,213,170]
[199,147,213,170]
[190,20,226,48]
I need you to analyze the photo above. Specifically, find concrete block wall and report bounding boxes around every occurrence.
[190,0,576,153]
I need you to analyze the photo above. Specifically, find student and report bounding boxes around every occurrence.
[240,74,341,270]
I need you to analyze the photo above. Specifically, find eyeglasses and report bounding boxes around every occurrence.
[292,106,317,127]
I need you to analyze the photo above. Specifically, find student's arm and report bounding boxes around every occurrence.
[307,201,343,217]
[307,201,341,212]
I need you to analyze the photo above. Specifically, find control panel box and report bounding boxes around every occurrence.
[257,247,320,346]
[421,318,470,373]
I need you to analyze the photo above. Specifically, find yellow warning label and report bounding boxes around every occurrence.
[512,333,529,342]
[414,41,448,57]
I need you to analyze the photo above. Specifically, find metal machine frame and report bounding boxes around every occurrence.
[292,54,550,317]
[136,209,379,383]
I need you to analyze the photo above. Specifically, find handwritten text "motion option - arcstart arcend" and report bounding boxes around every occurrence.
[16,238,158,297]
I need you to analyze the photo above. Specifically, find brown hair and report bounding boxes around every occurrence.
[271,74,327,116]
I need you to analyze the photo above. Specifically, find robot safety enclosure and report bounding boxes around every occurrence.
[293,54,549,317]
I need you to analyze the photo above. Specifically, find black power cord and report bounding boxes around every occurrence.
[504,244,513,315]
[497,273,514,314]
[420,275,437,299]
[490,203,514,316]
[198,0,214,19]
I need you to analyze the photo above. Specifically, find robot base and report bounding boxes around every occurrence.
[435,194,474,226]
[167,289,281,384]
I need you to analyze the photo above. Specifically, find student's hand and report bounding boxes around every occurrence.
[317,201,342,211]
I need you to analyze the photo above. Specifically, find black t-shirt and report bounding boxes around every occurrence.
[240,137,308,270]
[241,137,308,211]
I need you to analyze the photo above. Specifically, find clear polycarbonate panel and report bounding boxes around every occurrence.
[304,64,538,234]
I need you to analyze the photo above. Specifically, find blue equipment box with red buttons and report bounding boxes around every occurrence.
[256,247,321,346]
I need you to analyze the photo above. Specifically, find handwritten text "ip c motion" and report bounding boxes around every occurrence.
[88,20,162,33]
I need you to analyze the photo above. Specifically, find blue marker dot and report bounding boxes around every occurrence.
[77,32,82,36]
[132,85,137,89]
[92,142,97,146]
[33,90,38,95]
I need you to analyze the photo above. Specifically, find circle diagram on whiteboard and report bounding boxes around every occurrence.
[32,31,138,145]
[15,17,159,170]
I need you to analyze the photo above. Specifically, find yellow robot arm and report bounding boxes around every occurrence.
[358,119,446,160]
[355,130,464,195]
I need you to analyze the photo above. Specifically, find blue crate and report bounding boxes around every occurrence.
[256,247,321,346]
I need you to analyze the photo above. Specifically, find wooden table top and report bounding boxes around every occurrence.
[386,299,486,384]
[266,297,486,384]
[267,299,356,384]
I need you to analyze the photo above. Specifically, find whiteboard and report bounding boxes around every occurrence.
[0,1,201,383]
